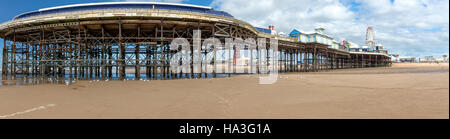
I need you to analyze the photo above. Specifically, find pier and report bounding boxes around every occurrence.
[0,2,391,81]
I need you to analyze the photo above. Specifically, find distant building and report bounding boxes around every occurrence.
[376,44,384,51]
[435,55,448,63]
[379,50,388,55]
[389,54,400,63]
[435,57,445,63]
[288,26,388,54]
[341,40,351,50]
[419,56,435,63]
[443,55,449,63]
[349,48,361,52]
[289,27,334,48]
[331,40,341,50]
[278,32,287,37]
[269,24,278,35]
[255,27,272,34]
[399,56,416,63]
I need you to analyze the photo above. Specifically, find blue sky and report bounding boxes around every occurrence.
[0,0,214,23]
[0,0,449,66]
[0,0,214,65]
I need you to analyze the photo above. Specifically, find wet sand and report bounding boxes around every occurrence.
[0,63,448,119]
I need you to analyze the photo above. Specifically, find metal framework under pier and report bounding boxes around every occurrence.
[1,18,391,80]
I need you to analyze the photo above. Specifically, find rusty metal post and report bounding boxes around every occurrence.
[2,39,7,76]
[135,25,141,80]
[118,22,125,80]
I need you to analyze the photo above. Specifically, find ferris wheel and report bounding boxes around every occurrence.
[366,26,376,50]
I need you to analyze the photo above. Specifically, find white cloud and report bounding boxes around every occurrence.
[211,0,449,57]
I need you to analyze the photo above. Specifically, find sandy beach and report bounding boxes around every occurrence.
[0,63,448,119]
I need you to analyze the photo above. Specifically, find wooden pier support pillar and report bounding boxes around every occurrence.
[306,51,310,72]
[25,41,30,77]
[11,33,16,77]
[52,31,57,78]
[118,22,125,80]
[108,44,113,79]
[357,55,360,68]
[2,39,7,76]
[361,55,365,68]
[101,26,107,80]
[152,44,157,80]
[313,46,317,72]
[375,56,378,67]
[295,49,299,72]
[135,26,141,80]
[212,26,217,78]
[299,50,303,72]
[40,30,47,78]
[76,25,81,79]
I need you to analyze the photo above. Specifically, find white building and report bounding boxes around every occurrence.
[389,54,400,63]
[289,27,335,48]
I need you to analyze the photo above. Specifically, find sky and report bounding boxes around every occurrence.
[0,0,448,65]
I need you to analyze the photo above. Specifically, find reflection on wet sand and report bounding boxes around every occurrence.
[1,75,76,86]
[0,73,234,86]
[1,63,447,86]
